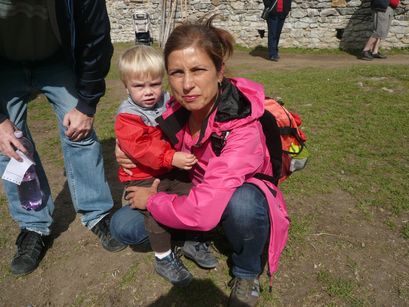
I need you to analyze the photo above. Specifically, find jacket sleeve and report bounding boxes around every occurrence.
[147,121,268,231]
[73,0,114,115]
[115,113,176,170]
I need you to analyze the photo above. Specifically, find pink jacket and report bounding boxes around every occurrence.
[147,77,289,276]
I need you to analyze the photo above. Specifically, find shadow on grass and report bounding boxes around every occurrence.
[147,278,229,306]
[249,45,269,60]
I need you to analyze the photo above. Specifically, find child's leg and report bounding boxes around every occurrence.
[142,211,172,255]
[161,171,218,269]
[124,179,172,256]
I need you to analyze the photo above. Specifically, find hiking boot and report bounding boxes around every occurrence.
[228,277,260,307]
[360,50,373,61]
[155,251,193,286]
[372,52,387,59]
[182,241,218,269]
[11,229,46,276]
[269,55,280,62]
[91,216,127,252]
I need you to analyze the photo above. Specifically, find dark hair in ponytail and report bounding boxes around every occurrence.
[164,15,235,72]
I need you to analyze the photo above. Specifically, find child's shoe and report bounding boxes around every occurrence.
[182,240,218,269]
[155,251,193,286]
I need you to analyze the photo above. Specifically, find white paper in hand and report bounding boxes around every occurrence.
[1,151,34,185]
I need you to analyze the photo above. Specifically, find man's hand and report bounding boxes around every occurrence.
[63,108,94,141]
[125,179,160,210]
[0,119,26,161]
[115,141,137,175]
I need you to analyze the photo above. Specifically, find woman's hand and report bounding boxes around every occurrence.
[115,140,137,175]
[125,179,160,210]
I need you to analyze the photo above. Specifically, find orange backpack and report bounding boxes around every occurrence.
[261,97,308,184]
[211,97,308,185]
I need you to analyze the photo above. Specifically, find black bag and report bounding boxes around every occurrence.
[261,0,278,20]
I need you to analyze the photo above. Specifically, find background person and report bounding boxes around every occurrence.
[0,0,126,276]
[111,16,290,307]
[263,0,292,61]
[361,0,400,60]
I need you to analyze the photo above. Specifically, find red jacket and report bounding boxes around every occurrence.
[115,112,175,182]
[390,0,400,8]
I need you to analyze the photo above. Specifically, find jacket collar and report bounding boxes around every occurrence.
[157,78,253,146]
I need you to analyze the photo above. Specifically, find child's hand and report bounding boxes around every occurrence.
[172,151,197,170]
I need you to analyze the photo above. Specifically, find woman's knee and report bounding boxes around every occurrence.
[224,183,269,227]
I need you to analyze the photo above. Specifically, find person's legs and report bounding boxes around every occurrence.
[372,7,393,57]
[274,14,288,57]
[363,36,377,52]
[0,59,54,235]
[160,172,218,269]
[267,13,287,61]
[221,183,270,279]
[33,55,114,230]
[222,183,269,306]
[0,58,54,275]
[110,205,149,245]
[372,38,382,54]
[267,15,280,60]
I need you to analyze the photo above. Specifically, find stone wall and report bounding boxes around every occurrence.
[107,0,409,49]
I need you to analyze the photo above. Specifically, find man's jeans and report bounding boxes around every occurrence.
[0,54,114,235]
[267,13,288,58]
[110,183,270,279]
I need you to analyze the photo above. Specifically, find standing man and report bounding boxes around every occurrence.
[263,0,292,61]
[361,0,400,60]
[0,0,126,276]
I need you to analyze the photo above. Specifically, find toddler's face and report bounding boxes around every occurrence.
[126,75,163,108]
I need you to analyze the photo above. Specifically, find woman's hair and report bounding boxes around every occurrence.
[164,15,235,72]
[118,45,165,84]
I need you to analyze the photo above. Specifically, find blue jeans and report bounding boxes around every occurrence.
[267,13,288,58]
[0,53,114,235]
[110,183,270,279]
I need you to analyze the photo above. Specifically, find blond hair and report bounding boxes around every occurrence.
[118,45,165,84]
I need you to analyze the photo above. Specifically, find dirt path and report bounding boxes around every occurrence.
[228,50,409,72]
[1,51,408,307]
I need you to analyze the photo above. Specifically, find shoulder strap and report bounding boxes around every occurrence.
[259,110,282,186]
[210,131,230,156]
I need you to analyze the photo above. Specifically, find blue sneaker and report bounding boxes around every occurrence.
[155,252,193,286]
[182,241,218,269]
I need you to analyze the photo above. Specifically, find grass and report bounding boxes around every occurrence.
[317,270,365,306]
[238,65,409,219]
[2,45,408,305]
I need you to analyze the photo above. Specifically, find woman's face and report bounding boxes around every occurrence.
[167,46,224,115]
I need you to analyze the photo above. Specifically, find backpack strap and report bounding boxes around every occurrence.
[210,131,230,156]
[259,110,282,186]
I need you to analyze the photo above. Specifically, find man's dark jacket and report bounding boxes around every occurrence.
[56,0,114,116]
[0,0,113,124]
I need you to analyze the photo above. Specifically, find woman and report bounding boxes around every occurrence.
[110,16,289,307]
